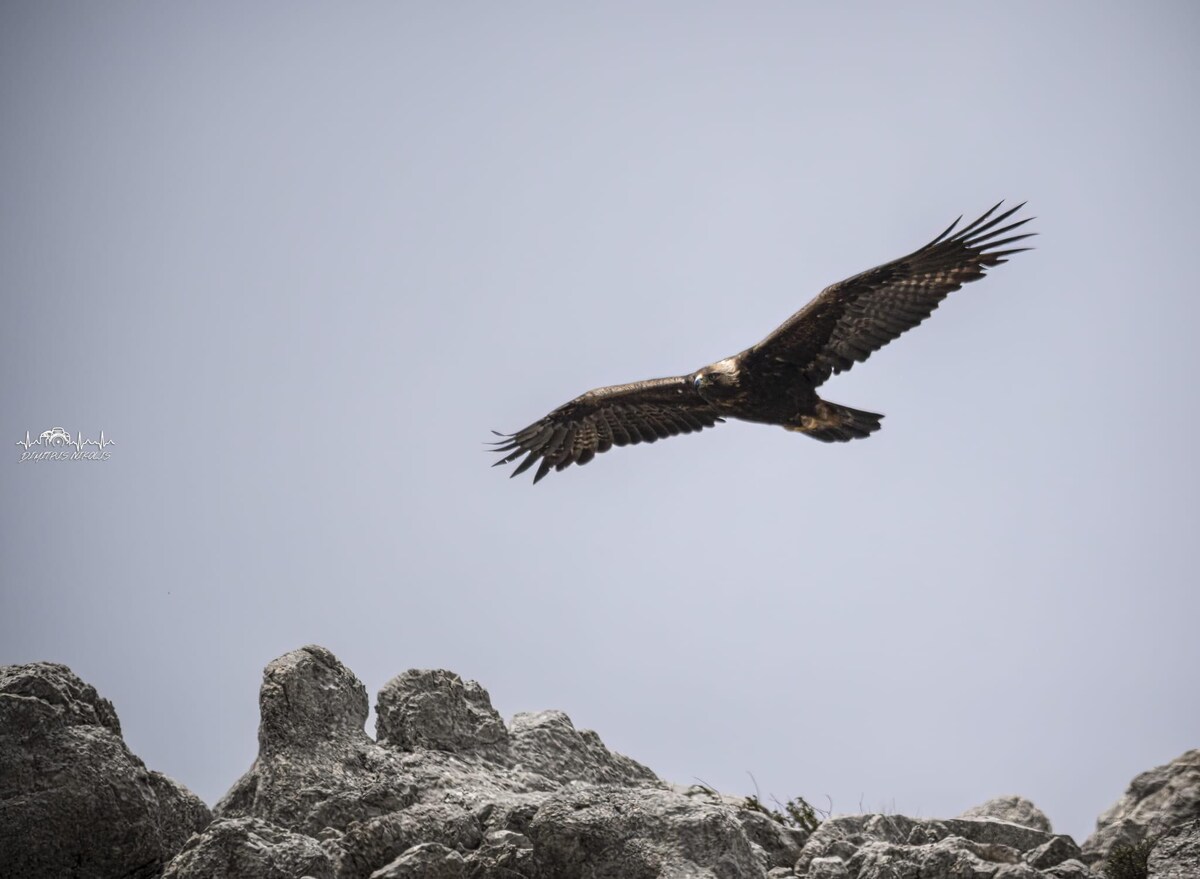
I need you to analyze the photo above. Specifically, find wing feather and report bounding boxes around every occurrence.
[746,202,1034,387]
[491,376,724,483]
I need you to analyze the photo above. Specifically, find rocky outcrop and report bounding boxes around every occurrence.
[376,669,509,754]
[216,645,690,878]
[466,829,537,877]
[1148,818,1200,879]
[794,813,1093,879]
[508,709,658,786]
[0,661,210,879]
[1081,748,1200,867]
[161,816,335,879]
[529,784,764,878]
[960,795,1054,832]
[670,782,811,871]
[4,645,1193,879]
[215,645,417,836]
[368,842,465,879]
[330,802,482,879]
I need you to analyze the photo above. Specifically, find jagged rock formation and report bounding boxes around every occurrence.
[1081,748,1200,868]
[376,668,509,754]
[201,646,1106,879]
[0,661,210,879]
[960,795,1054,832]
[161,816,335,879]
[793,813,1087,878]
[1,646,1195,879]
[509,709,659,786]
[1148,818,1200,879]
[215,645,417,836]
[368,842,466,879]
[530,784,767,878]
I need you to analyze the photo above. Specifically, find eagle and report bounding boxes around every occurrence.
[492,202,1033,483]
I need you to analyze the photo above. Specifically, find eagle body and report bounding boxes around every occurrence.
[685,357,819,429]
[493,203,1033,482]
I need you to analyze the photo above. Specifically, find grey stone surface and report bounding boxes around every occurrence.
[463,829,537,878]
[215,645,416,835]
[161,816,334,879]
[509,709,658,786]
[669,781,812,871]
[17,644,1167,879]
[962,795,1054,832]
[846,836,1045,879]
[1082,749,1200,866]
[806,856,850,879]
[330,802,482,879]
[795,813,1097,879]
[1148,818,1200,879]
[0,661,211,879]
[940,818,1069,853]
[1043,860,1100,878]
[734,806,808,871]
[529,784,766,879]
[214,646,767,878]
[376,668,509,754]
[795,814,927,872]
[1024,835,1083,869]
[368,842,466,879]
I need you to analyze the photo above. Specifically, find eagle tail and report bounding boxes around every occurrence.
[788,400,884,443]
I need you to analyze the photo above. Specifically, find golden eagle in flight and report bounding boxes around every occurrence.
[493,202,1033,482]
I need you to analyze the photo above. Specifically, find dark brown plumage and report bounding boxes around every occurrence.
[493,202,1034,482]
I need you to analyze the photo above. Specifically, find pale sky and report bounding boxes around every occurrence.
[2,2,1197,844]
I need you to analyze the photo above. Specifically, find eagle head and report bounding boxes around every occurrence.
[692,358,742,401]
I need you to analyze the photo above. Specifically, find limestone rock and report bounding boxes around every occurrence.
[368,842,465,879]
[961,795,1054,832]
[847,836,1040,878]
[806,856,850,879]
[215,645,416,835]
[795,813,1095,879]
[161,816,333,879]
[376,669,508,754]
[330,802,482,879]
[474,796,543,836]
[1148,818,1200,879]
[216,647,692,877]
[529,785,766,879]
[463,829,536,878]
[1044,860,1101,878]
[0,661,211,879]
[940,817,1070,853]
[794,814,933,870]
[390,745,558,815]
[1082,749,1200,866]
[508,709,658,786]
[203,645,1116,879]
[670,781,813,869]
[506,706,657,787]
[733,807,808,871]
[1024,835,1083,870]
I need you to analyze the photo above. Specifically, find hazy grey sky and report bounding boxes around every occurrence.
[3,2,1197,843]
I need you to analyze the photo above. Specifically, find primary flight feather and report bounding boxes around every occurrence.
[492,202,1034,483]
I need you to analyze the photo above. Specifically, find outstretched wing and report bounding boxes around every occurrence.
[745,202,1034,387]
[491,376,724,483]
